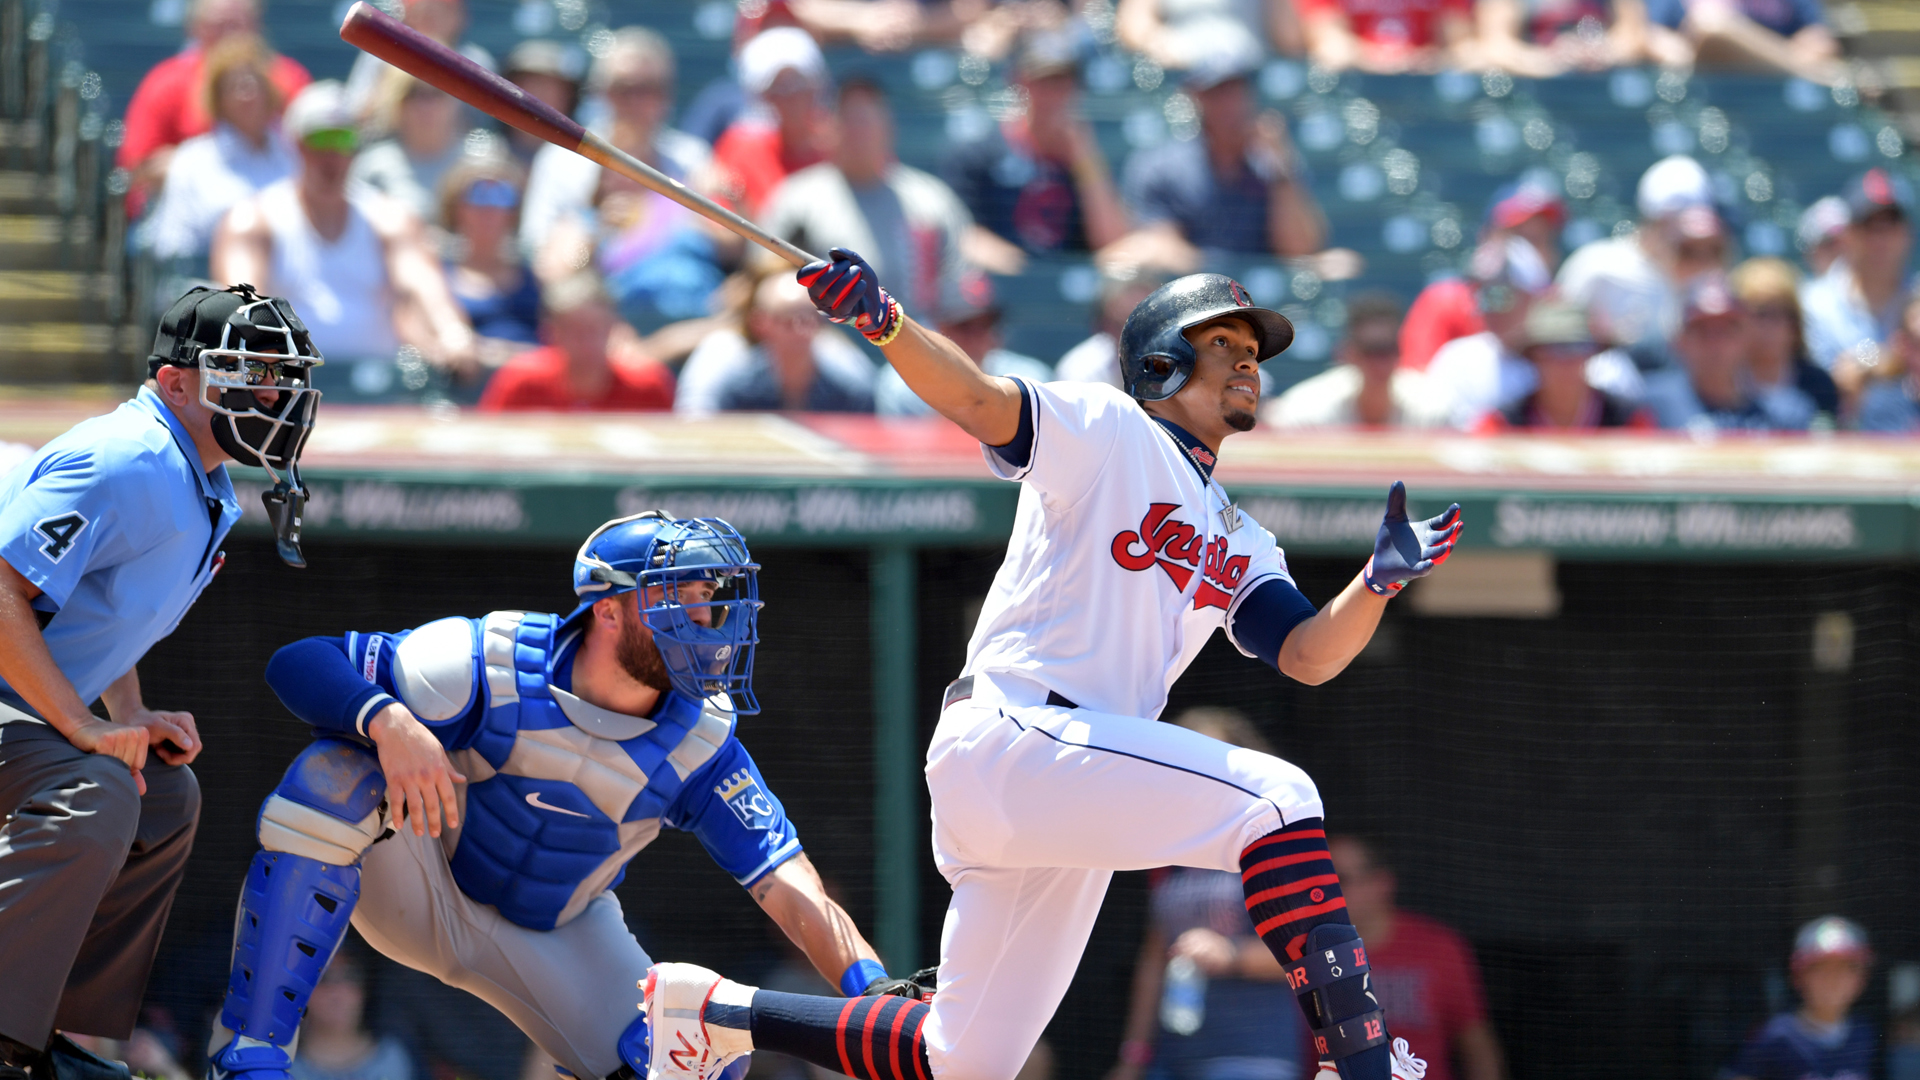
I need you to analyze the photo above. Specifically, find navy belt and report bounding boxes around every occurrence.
[942,675,1077,711]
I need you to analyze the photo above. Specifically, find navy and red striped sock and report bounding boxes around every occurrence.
[735,990,931,1080]
[1241,817,1348,960]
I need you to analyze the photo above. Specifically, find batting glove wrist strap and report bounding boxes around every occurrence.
[1366,481,1462,595]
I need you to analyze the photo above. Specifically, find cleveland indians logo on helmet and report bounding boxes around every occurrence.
[1228,280,1252,307]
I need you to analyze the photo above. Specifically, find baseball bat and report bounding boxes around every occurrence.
[338,2,819,268]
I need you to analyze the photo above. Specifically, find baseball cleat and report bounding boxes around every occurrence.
[641,963,753,1080]
[1389,1038,1428,1080]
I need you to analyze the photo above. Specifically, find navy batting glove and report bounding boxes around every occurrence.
[797,246,899,341]
[1363,481,1462,596]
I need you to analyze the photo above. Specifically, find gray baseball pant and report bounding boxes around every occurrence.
[349,823,651,1080]
[0,721,200,1047]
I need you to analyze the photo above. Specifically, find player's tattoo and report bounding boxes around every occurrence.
[33,511,89,562]
[749,876,776,902]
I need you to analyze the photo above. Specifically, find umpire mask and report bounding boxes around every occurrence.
[149,284,324,567]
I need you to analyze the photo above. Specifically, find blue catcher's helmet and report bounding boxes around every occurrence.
[571,511,765,714]
[1117,273,1294,401]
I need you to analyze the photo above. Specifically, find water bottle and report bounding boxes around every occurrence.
[1160,955,1206,1036]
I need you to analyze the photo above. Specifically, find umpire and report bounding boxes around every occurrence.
[0,285,322,1078]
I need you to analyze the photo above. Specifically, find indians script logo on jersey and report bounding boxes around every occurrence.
[716,770,777,830]
[1110,503,1250,609]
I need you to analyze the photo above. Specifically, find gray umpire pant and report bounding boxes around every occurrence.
[0,721,200,1047]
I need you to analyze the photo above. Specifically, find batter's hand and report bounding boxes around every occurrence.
[368,701,467,837]
[66,716,150,795]
[125,707,202,766]
[798,248,899,342]
[1364,481,1461,596]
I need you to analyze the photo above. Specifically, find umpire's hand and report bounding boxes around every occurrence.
[67,717,152,795]
[368,701,468,837]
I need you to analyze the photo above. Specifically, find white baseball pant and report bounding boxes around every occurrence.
[921,673,1324,1080]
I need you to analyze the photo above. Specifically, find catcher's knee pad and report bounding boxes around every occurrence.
[1286,923,1389,1068]
[256,738,387,865]
[220,850,361,1045]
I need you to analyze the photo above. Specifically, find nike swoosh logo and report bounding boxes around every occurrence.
[525,791,591,818]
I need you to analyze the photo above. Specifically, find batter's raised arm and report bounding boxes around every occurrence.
[799,248,1024,446]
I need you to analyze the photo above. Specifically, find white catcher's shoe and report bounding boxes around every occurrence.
[1311,1038,1427,1080]
[640,963,754,1080]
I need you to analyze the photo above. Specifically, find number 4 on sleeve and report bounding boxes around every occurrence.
[34,512,90,562]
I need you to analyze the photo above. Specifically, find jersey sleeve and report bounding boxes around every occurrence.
[264,617,485,748]
[665,737,803,888]
[981,378,1132,509]
[0,445,166,611]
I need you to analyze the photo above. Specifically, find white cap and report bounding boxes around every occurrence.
[282,80,356,139]
[1636,155,1713,220]
[738,26,826,97]
[1798,195,1850,250]
[1470,235,1552,295]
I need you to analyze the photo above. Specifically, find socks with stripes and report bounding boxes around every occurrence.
[1241,818,1391,1080]
[713,989,931,1080]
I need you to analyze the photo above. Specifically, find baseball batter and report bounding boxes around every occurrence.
[640,252,1461,1080]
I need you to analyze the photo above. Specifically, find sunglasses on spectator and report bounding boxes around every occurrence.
[607,80,668,97]
[1749,305,1795,322]
[465,179,520,209]
[301,128,359,154]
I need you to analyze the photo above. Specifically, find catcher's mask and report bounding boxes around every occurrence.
[149,283,323,568]
[570,511,765,714]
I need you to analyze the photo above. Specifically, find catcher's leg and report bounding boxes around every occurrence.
[208,739,386,1080]
[641,863,1108,1080]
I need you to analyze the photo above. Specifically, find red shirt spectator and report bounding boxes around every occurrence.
[1297,0,1473,50]
[711,27,830,217]
[1399,278,1483,371]
[478,272,675,412]
[1330,836,1507,1080]
[479,346,675,411]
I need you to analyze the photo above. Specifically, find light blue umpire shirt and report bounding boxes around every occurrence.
[0,385,242,719]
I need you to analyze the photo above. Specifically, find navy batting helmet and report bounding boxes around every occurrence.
[571,511,765,713]
[1117,274,1294,401]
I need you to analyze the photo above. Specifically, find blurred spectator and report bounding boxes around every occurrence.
[1722,917,1875,1080]
[1299,0,1474,72]
[782,0,996,53]
[1401,179,1565,369]
[478,272,675,411]
[942,28,1130,258]
[1645,275,1801,431]
[1116,39,1326,262]
[1265,292,1449,427]
[1558,155,1727,350]
[1107,708,1315,1080]
[763,77,972,322]
[350,73,470,222]
[1425,237,1553,426]
[1476,0,1654,75]
[290,944,416,1080]
[710,28,833,221]
[677,269,875,413]
[1801,169,1915,380]
[1329,835,1505,1080]
[1855,291,1920,433]
[501,40,584,166]
[1116,0,1306,70]
[1055,265,1172,387]
[1891,1001,1920,1080]
[144,33,296,264]
[1728,257,1837,427]
[1797,196,1850,278]
[1473,301,1653,430]
[212,82,477,385]
[521,29,710,249]
[118,0,310,212]
[343,0,491,118]
[1644,0,1840,83]
[439,152,542,350]
[877,270,1051,415]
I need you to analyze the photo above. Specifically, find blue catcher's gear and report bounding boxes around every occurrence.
[1361,482,1462,597]
[1117,273,1294,401]
[213,741,386,1079]
[572,512,765,714]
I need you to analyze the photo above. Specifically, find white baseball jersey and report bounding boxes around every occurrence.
[961,378,1297,721]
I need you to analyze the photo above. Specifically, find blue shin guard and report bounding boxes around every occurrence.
[220,851,361,1044]
[1286,924,1391,1080]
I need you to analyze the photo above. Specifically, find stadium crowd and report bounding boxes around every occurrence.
[105,0,1920,433]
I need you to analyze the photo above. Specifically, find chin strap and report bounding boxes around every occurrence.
[262,477,308,569]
